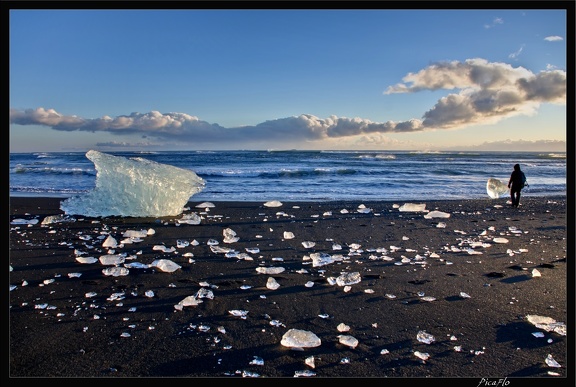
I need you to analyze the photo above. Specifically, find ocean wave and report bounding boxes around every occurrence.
[11,166,95,176]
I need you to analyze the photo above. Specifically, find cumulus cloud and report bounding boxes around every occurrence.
[10,59,566,147]
[384,58,565,129]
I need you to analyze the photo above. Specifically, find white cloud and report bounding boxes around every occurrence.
[544,35,563,42]
[508,44,525,60]
[484,17,504,29]
[10,59,566,148]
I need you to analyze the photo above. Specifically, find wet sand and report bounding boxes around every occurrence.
[9,196,571,382]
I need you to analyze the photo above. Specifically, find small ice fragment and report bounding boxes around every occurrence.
[123,229,148,238]
[380,349,390,355]
[459,292,471,298]
[249,356,264,366]
[492,237,509,244]
[264,200,283,207]
[302,241,316,248]
[304,281,315,288]
[424,211,451,219]
[281,329,321,348]
[414,351,430,361]
[337,323,351,332]
[102,235,118,248]
[336,272,361,286]
[310,252,333,267]
[256,267,285,275]
[175,295,203,309]
[144,290,155,298]
[532,269,542,277]
[417,330,435,344]
[177,213,202,225]
[294,370,316,377]
[398,203,426,212]
[223,228,239,243]
[99,254,125,266]
[229,310,249,319]
[420,296,436,302]
[102,267,129,277]
[266,277,280,290]
[152,245,176,253]
[305,356,315,368]
[545,354,561,368]
[76,256,98,264]
[532,332,545,338]
[151,259,181,273]
[338,335,359,349]
[526,315,566,336]
[283,231,295,239]
[195,202,215,208]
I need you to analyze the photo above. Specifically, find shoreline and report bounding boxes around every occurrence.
[9,196,571,380]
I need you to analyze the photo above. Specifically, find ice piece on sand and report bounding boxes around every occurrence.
[336,272,361,286]
[399,203,427,212]
[256,267,285,274]
[526,315,566,336]
[487,177,509,199]
[338,335,359,349]
[281,329,321,348]
[151,259,182,273]
[75,256,98,264]
[195,202,215,208]
[424,210,451,219]
[102,267,129,277]
[60,150,205,217]
[264,200,283,207]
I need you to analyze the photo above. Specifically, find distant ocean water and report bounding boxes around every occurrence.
[9,150,567,202]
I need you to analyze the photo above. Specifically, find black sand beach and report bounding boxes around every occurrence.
[9,196,572,382]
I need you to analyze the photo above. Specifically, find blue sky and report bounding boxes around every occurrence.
[8,5,570,152]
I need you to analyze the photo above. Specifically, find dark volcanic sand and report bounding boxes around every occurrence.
[9,196,572,383]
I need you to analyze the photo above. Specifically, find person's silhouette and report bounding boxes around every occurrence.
[507,164,526,207]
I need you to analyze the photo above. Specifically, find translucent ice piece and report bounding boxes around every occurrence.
[545,354,561,368]
[424,211,451,219]
[60,150,205,217]
[398,203,427,212]
[99,254,125,265]
[102,267,129,277]
[338,335,359,349]
[335,272,361,286]
[417,330,435,344]
[256,266,285,274]
[151,259,181,273]
[266,277,280,290]
[487,177,509,199]
[281,329,321,348]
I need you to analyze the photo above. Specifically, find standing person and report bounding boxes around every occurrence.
[508,164,526,207]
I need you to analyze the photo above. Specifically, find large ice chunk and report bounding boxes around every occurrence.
[60,150,205,217]
[486,178,508,199]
